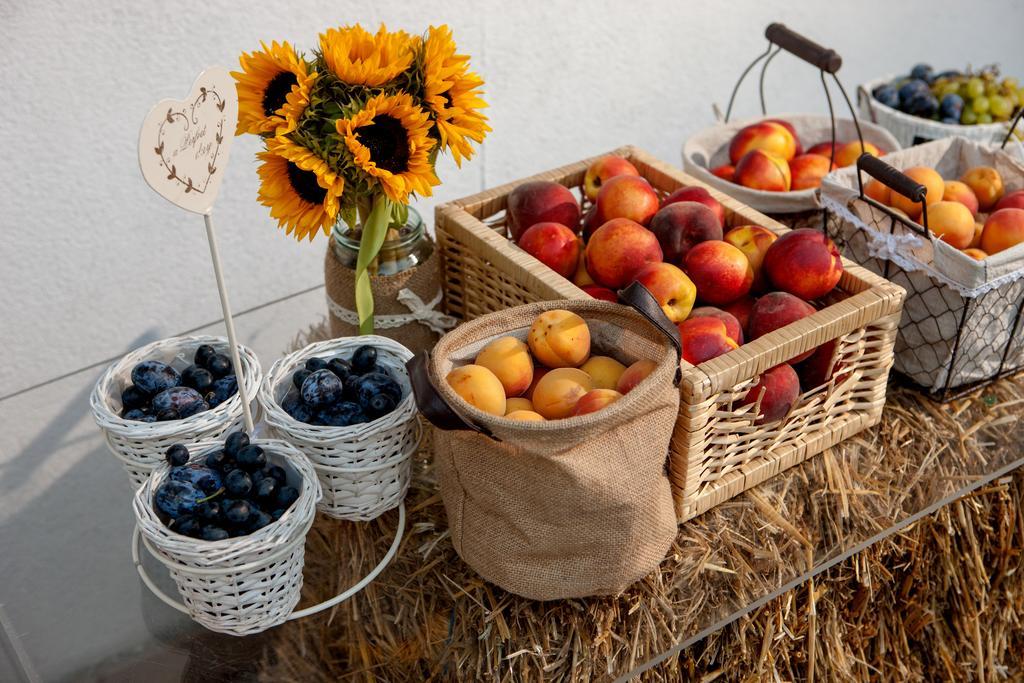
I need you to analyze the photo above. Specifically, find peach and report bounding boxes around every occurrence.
[662,186,726,227]
[963,248,988,260]
[507,180,580,242]
[689,306,743,345]
[833,141,880,168]
[684,240,754,305]
[795,340,842,389]
[518,222,580,279]
[748,291,816,362]
[446,365,506,416]
[711,164,736,182]
[890,167,944,220]
[724,225,778,292]
[581,355,628,390]
[960,166,1004,211]
[739,364,800,425]
[572,388,623,416]
[617,359,657,394]
[789,154,834,191]
[531,368,593,419]
[649,201,723,263]
[734,150,791,192]
[942,180,979,217]
[582,285,618,302]
[925,201,975,249]
[678,318,739,365]
[573,248,595,286]
[722,295,756,336]
[980,208,1024,255]
[583,155,640,201]
[864,179,890,205]
[525,368,549,401]
[475,336,534,398]
[584,218,663,289]
[528,309,591,368]
[763,228,843,301]
[505,410,545,422]
[504,397,534,414]
[729,121,797,164]
[806,141,837,159]
[633,262,696,323]
[995,189,1024,212]
[764,118,803,155]
[594,175,660,226]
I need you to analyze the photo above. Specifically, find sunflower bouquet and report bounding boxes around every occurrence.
[232,24,489,333]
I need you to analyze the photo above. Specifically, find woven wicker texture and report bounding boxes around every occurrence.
[258,336,419,521]
[90,335,263,489]
[427,298,680,600]
[436,146,905,521]
[133,439,321,636]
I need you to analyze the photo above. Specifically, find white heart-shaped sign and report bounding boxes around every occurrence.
[138,66,238,215]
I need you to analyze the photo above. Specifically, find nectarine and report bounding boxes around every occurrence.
[689,306,743,345]
[740,364,800,425]
[662,186,726,227]
[518,222,580,279]
[633,262,696,323]
[616,359,657,394]
[507,180,580,242]
[684,240,754,305]
[729,121,797,164]
[649,201,723,263]
[572,388,622,416]
[678,318,739,365]
[585,218,663,289]
[995,190,1024,212]
[734,150,791,192]
[595,175,660,226]
[789,154,834,191]
[583,155,640,202]
[980,208,1024,255]
[748,292,816,362]
[763,229,843,301]
[724,225,778,292]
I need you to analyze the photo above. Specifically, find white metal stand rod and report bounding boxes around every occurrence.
[203,212,254,433]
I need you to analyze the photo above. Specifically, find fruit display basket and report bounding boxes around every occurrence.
[132,438,320,635]
[822,141,1024,399]
[90,335,262,488]
[258,336,420,521]
[435,145,905,521]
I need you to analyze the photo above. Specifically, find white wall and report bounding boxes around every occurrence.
[3,0,1023,396]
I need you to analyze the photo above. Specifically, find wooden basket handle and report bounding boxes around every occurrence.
[764,23,841,73]
[855,154,932,238]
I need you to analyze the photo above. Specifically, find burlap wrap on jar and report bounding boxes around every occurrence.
[408,286,681,601]
[324,242,451,356]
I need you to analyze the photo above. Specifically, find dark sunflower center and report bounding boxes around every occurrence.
[440,91,454,109]
[262,71,298,116]
[286,162,326,205]
[356,115,409,174]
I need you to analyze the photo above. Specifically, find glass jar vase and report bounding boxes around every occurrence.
[330,206,432,277]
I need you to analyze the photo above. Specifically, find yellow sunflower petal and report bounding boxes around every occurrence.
[319,24,417,87]
[231,41,314,136]
[256,138,345,241]
[422,25,490,166]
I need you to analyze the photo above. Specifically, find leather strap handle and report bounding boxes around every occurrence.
[406,352,494,437]
[617,281,683,386]
[856,155,931,237]
[765,23,842,74]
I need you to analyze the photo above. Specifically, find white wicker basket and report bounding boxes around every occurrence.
[132,439,321,635]
[258,336,419,521]
[90,335,263,489]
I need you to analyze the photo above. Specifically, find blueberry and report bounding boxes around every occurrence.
[305,357,329,372]
[123,408,147,421]
[317,401,368,427]
[909,63,934,84]
[292,368,312,391]
[224,431,249,457]
[170,463,222,493]
[174,515,203,538]
[301,369,344,408]
[266,465,287,485]
[155,480,204,520]
[206,353,233,378]
[209,376,238,406]
[872,83,900,109]
[152,386,205,415]
[166,444,190,467]
[352,372,402,413]
[225,469,253,496]
[367,393,397,418]
[157,409,180,421]
[282,390,315,424]
[236,445,266,471]
[327,358,352,382]
[351,346,377,375]
[276,485,300,510]
[248,510,273,533]
[194,344,217,369]
[224,499,252,525]
[181,365,215,393]
[121,384,149,411]
[201,525,230,541]
[198,501,221,521]
[254,476,278,503]
[205,449,230,471]
[131,360,181,396]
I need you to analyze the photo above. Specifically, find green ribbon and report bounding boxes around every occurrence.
[354,193,394,335]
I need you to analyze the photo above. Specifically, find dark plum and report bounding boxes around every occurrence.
[898,79,930,109]
[270,508,286,521]
[198,501,222,521]
[174,515,203,538]
[236,444,267,471]
[178,399,210,418]
[266,465,287,485]
[152,386,205,415]
[209,375,238,406]
[254,476,278,503]
[225,469,253,496]
[352,372,402,414]
[201,525,230,541]
[224,499,252,525]
[304,357,329,372]
[351,345,377,375]
[121,385,148,411]
[292,368,312,391]
[317,401,368,426]
[206,353,233,378]
[181,365,215,393]
[205,449,230,471]
[194,344,217,369]
[131,360,181,396]
[276,485,300,510]
[301,369,344,408]
[248,510,273,533]
[155,480,204,520]
[224,431,249,457]
[170,463,223,493]
[156,409,181,421]
[939,93,964,120]
[872,84,900,109]
[910,63,934,83]
[367,393,397,418]
[141,415,158,423]
[327,357,352,382]
[165,444,190,467]
[282,390,315,424]
[123,408,147,421]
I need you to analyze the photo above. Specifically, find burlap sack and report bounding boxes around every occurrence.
[411,292,680,601]
[324,242,451,356]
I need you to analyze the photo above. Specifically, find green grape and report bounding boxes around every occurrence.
[977,112,993,124]
[986,82,1001,96]
[961,108,979,125]
[966,78,985,99]
[1004,77,1019,90]
[1018,86,1024,104]
[972,96,990,114]
[941,82,961,97]
[990,95,1013,118]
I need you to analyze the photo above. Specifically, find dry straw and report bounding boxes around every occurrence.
[259,335,419,521]
[90,335,262,488]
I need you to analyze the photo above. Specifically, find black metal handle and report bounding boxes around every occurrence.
[764,23,841,74]
[1002,108,1024,150]
[406,352,494,437]
[855,155,931,237]
[617,282,683,386]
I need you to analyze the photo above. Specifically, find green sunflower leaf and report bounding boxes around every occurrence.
[354,193,394,335]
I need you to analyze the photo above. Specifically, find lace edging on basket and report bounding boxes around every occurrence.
[326,288,456,334]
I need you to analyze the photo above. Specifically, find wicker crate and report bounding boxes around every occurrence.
[435,145,904,522]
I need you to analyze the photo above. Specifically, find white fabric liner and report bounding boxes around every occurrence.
[682,112,901,214]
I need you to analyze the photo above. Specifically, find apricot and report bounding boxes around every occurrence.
[524,367,549,401]
[572,389,623,416]
[942,180,979,217]
[475,336,534,398]
[980,208,1024,255]
[748,292,817,362]
[504,397,534,414]
[617,359,658,394]
[890,167,943,220]
[446,365,506,416]
[527,310,591,368]
[740,364,800,425]
[963,248,988,260]
[531,368,593,419]
[960,166,1004,211]
[969,221,984,248]
[833,141,880,168]
[684,240,754,305]
[925,201,975,249]
[763,228,843,301]
[505,409,546,422]
[580,356,627,391]
[689,306,743,345]
[864,179,890,205]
